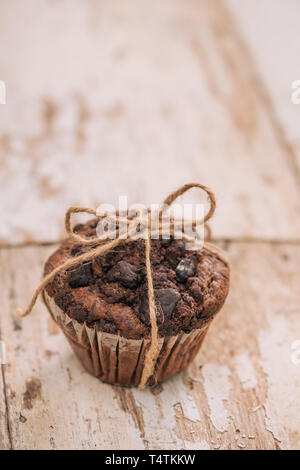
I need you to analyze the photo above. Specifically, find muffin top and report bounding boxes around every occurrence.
[44,219,230,339]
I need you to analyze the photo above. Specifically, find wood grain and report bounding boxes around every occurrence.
[0,242,299,450]
[0,0,300,243]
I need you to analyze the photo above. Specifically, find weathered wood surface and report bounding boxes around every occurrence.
[226,0,300,168]
[0,0,300,243]
[1,0,300,450]
[0,364,10,449]
[0,242,299,450]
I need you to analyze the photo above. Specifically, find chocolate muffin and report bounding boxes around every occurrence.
[43,219,230,387]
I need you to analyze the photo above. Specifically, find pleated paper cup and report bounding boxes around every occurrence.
[44,292,210,387]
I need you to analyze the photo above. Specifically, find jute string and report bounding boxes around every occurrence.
[17,183,229,388]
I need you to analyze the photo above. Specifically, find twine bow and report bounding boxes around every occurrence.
[18,183,223,388]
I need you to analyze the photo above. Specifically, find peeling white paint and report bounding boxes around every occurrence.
[234,353,257,389]
[163,377,201,422]
[132,374,202,449]
[201,364,232,433]
[259,313,300,450]
[133,386,180,449]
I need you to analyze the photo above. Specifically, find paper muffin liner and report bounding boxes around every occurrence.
[44,292,210,387]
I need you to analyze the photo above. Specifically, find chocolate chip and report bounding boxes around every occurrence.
[176,257,196,282]
[107,261,140,288]
[136,297,164,325]
[155,288,181,316]
[68,264,92,288]
[137,287,180,325]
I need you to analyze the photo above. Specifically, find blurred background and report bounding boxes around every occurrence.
[0,0,300,244]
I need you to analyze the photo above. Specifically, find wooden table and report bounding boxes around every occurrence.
[0,0,299,450]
